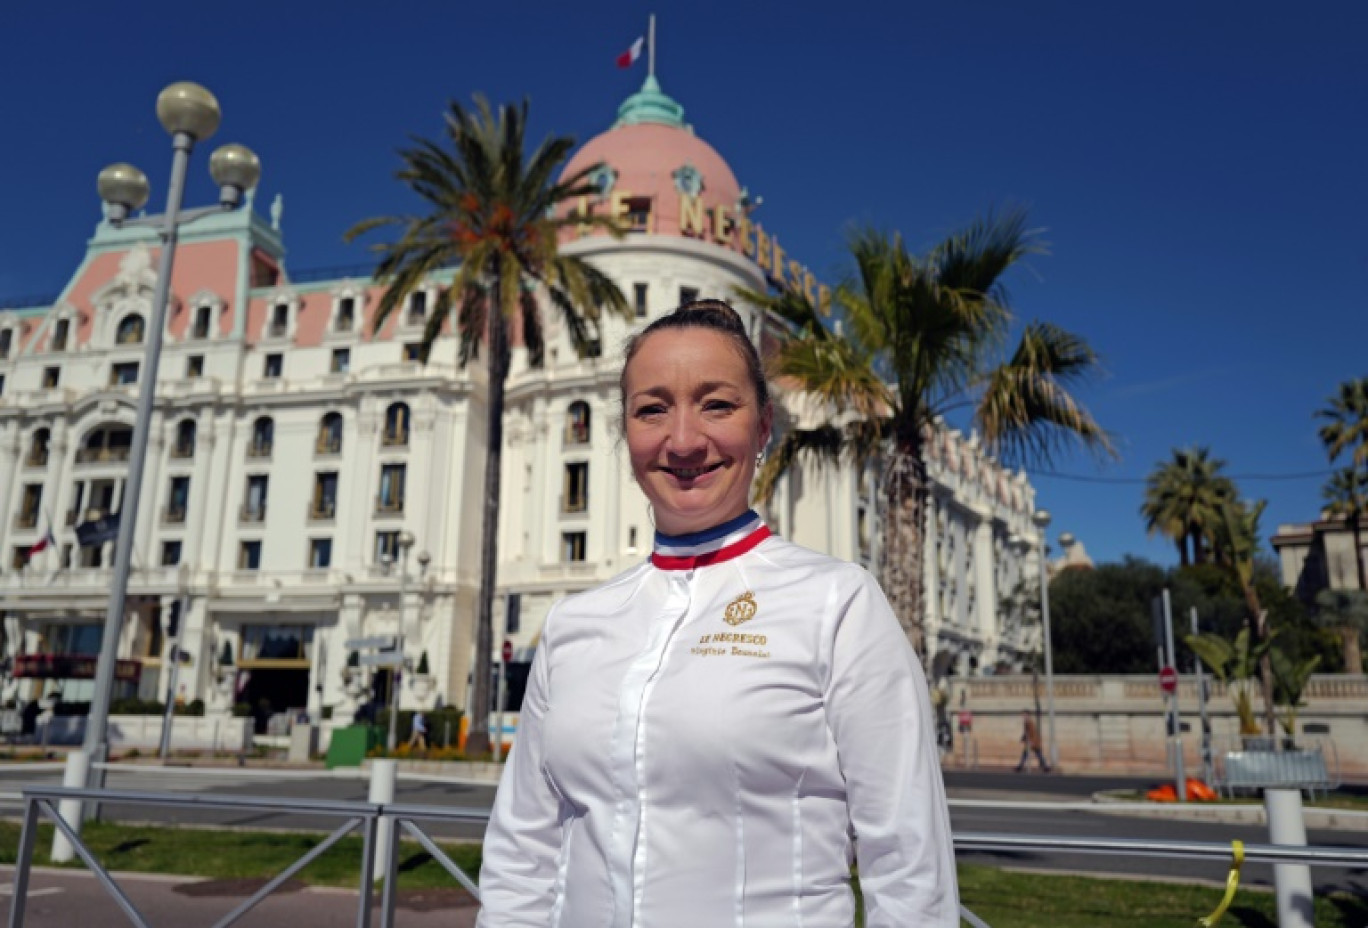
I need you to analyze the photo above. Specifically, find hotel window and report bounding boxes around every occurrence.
[377,463,406,514]
[565,401,590,444]
[268,303,289,338]
[248,417,274,457]
[311,472,338,520]
[192,305,212,339]
[51,320,69,351]
[403,343,424,362]
[336,297,355,332]
[561,531,587,563]
[374,530,400,565]
[563,462,589,513]
[623,196,652,232]
[0,328,11,358]
[116,314,145,345]
[42,367,59,388]
[679,286,699,307]
[242,474,268,522]
[185,355,203,379]
[164,476,190,524]
[633,282,648,318]
[110,362,139,386]
[160,540,182,567]
[238,540,262,570]
[80,544,103,569]
[0,375,5,395]
[27,428,51,467]
[172,419,196,459]
[383,402,409,446]
[406,290,427,325]
[317,412,343,455]
[241,624,313,663]
[263,353,283,379]
[17,485,42,529]
[330,348,350,374]
[309,538,333,569]
[12,548,29,570]
[506,593,522,634]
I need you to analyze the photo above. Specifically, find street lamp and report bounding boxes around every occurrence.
[386,531,416,753]
[1032,509,1058,769]
[84,82,261,786]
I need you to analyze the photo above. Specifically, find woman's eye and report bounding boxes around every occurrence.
[634,404,666,418]
[704,400,736,413]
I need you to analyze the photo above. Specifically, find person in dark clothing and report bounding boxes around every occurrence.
[1014,710,1051,772]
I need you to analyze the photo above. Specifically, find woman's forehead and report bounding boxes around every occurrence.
[625,328,750,383]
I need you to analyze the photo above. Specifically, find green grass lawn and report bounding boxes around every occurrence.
[1,822,1364,927]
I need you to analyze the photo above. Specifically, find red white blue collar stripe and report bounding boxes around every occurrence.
[651,510,771,570]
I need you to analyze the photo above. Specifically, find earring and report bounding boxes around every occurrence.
[755,451,766,468]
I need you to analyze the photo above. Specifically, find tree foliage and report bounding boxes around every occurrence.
[1139,446,1235,566]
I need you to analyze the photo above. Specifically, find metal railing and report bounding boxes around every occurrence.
[9,784,1368,928]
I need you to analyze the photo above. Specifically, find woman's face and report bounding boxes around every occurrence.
[623,328,771,536]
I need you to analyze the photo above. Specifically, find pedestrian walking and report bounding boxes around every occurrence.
[1014,709,1051,772]
[407,709,427,751]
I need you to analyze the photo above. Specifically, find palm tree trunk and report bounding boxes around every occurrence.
[1244,589,1278,737]
[881,448,929,661]
[466,275,510,758]
[1177,538,1190,568]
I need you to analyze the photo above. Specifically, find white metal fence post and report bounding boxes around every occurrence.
[1265,788,1314,928]
[368,759,397,884]
[50,750,90,863]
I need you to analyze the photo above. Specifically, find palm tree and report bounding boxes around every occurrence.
[1206,495,1278,734]
[1323,467,1368,590]
[1317,378,1368,469]
[1139,446,1236,566]
[743,211,1114,657]
[347,97,629,755]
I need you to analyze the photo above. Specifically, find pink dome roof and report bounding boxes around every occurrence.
[558,78,742,238]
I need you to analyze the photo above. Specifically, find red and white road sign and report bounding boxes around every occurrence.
[1159,665,1178,694]
[502,640,513,664]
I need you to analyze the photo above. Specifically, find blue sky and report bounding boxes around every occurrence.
[2,1,1363,565]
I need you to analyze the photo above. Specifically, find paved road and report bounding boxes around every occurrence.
[1,765,1363,897]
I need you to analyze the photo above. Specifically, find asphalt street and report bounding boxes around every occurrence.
[0,765,1363,899]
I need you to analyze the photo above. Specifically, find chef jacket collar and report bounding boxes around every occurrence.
[651,509,771,570]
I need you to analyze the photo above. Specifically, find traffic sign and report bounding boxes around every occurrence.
[501,640,513,663]
[359,651,404,668]
[1159,665,1178,694]
[345,637,396,651]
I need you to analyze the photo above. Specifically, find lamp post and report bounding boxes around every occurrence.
[84,83,261,785]
[1032,509,1058,769]
[386,531,416,753]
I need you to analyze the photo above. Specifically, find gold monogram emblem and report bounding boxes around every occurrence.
[723,591,758,626]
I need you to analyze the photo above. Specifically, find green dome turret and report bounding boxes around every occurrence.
[614,75,687,129]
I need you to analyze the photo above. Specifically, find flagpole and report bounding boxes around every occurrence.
[648,14,656,78]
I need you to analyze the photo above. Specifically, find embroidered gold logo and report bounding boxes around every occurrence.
[723,591,758,626]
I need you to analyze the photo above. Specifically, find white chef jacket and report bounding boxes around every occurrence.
[477,513,958,927]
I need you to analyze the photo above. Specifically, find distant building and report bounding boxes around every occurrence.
[0,75,1041,733]
[1271,517,1368,601]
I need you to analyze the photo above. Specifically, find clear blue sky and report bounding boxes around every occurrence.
[3,1,1363,565]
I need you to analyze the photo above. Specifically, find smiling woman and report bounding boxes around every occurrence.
[475,300,961,927]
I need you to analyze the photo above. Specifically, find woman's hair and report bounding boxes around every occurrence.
[618,299,770,418]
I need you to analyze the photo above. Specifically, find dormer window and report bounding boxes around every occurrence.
[192,305,212,339]
[0,328,11,359]
[51,319,69,352]
[406,291,427,325]
[268,303,289,338]
[337,297,355,332]
[116,314,145,345]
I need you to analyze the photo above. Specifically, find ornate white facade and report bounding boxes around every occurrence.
[0,78,1040,736]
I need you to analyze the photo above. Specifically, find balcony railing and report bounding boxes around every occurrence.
[24,450,49,468]
[246,440,273,459]
[380,429,409,447]
[309,500,337,521]
[315,435,342,456]
[240,504,267,523]
[161,506,187,525]
[375,496,404,516]
[169,442,195,460]
[13,511,39,531]
[75,446,131,464]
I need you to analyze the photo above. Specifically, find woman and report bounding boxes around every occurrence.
[477,300,959,926]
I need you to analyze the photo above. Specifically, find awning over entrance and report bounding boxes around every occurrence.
[14,653,141,683]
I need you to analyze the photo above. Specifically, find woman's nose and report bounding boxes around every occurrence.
[666,409,706,455]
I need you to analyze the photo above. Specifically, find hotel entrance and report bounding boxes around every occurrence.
[237,623,314,733]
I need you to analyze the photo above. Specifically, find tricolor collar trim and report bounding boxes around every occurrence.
[651,510,771,570]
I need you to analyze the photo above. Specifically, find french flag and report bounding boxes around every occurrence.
[616,36,644,69]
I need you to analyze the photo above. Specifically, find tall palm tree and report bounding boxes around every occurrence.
[347,97,629,755]
[1323,467,1368,590]
[743,211,1114,657]
[1206,495,1278,734]
[1318,378,1368,469]
[1139,446,1235,566]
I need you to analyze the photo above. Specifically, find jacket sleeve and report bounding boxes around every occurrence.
[475,628,563,926]
[823,569,960,927]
